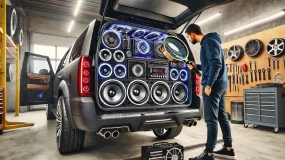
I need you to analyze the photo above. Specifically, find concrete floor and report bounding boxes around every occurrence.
[0,110,284,160]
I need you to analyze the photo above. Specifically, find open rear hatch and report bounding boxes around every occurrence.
[100,0,235,30]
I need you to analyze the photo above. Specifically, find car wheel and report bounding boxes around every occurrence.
[56,96,85,154]
[46,104,55,120]
[6,6,17,36]
[153,126,183,140]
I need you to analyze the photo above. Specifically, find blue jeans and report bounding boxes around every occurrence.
[202,87,232,152]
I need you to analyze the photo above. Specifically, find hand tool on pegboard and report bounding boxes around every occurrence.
[240,64,243,73]
[242,73,245,85]
[262,69,266,80]
[237,65,239,74]
[273,59,276,70]
[228,76,231,92]
[254,61,257,70]
[258,69,262,81]
[236,73,239,84]
[268,57,271,68]
[243,63,248,72]
[254,70,257,81]
[232,74,235,85]
[250,70,253,82]
[267,68,271,80]
[245,74,249,84]
[277,59,279,69]
[233,65,235,74]
[239,76,242,85]
[230,64,232,72]
[283,58,285,69]
[249,61,252,70]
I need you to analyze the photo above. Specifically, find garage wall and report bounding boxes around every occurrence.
[187,0,285,64]
[6,13,91,112]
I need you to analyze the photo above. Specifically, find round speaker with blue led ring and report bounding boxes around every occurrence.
[102,30,121,49]
[170,68,179,81]
[137,40,150,54]
[131,30,145,38]
[179,69,188,81]
[99,63,112,78]
[113,50,125,62]
[114,64,126,78]
[99,49,112,61]
[171,82,188,104]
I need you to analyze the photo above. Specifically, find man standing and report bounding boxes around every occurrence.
[185,24,236,160]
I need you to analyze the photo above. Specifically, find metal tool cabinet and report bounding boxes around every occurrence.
[244,87,285,133]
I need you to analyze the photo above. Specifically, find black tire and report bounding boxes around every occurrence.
[56,96,85,154]
[6,63,13,82]
[6,6,17,36]
[0,129,3,135]
[153,126,183,140]
[14,28,23,46]
[46,104,55,120]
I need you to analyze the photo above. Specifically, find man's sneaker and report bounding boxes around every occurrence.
[213,145,236,159]
[189,150,215,160]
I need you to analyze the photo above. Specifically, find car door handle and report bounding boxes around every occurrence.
[57,75,63,80]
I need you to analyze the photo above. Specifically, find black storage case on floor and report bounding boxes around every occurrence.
[244,87,285,133]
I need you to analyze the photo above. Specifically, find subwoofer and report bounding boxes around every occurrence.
[151,81,170,105]
[99,79,126,107]
[114,64,126,78]
[154,41,165,59]
[102,30,121,49]
[127,80,150,105]
[179,69,188,81]
[113,50,125,62]
[99,63,112,78]
[170,68,179,81]
[99,49,112,61]
[171,82,188,104]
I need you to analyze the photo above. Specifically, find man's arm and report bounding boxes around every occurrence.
[205,39,222,87]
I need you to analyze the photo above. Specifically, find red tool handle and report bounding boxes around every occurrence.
[243,63,248,72]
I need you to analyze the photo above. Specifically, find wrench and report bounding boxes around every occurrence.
[232,74,235,84]
[236,73,239,84]
[273,59,275,70]
[268,57,271,68]
[284,58,285,68]
[228,76,231,92]
[254,70,257,81]
[230,64,232,72]
[245,74,249,84]
[258,69,261,81]
[267,68,271,80]
[249,61,252,70]
[254,61,257,70]
[242,73,245,85]
[250,70,253,82]
[262,69,266,80]
[277,60,279,69]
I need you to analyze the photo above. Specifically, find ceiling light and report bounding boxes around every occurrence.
[74,0,83,16]
[67,20,74,33]
[225,9,285,36]
[196,12,222,25]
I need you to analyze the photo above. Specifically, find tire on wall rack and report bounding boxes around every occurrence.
[245,39,264,57]
[267,38,285,57]
[6,5,18,37]
[6,63,13,82]
[153,126,183,140]
[56,96,85,154]
[14,28,24,46]
[227,45,244,61]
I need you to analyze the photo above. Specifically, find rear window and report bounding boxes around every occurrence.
[118,0,188,18]
[69,27,89,62]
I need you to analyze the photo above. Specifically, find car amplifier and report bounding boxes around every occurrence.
[141,142,184,160]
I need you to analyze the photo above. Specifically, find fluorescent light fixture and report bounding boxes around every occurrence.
[74,0,83,16]
[67,20,74,33]
[196,12,222,25]
[225,9,285,36]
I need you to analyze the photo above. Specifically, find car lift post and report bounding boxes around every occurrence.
[0,0,34,132]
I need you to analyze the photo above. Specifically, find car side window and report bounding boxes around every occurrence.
[69,27,89,62]
[56,48,70,73]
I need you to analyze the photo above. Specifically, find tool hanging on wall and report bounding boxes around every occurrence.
[254,70,257,81]
[236,73,239,84]
[236,64,238,73]
[239,76,242,85]
[249,61,252,70]
[243,63,248,72]
[277,59,279,69]
[283,58,285,69]
[228,76,231,92]
[242,73,245,85]
[262,69,266,80]
[245,74,249,84]
[267,68,271,80]
[250,70,253,82]
[272,59,276,70]
[237,65,239,74]
[240,64,243,73]
[258,69,262,81]
[232,74,235,84]
[268,57,271,68]
[230,64,232,72]
[254,61,257,70]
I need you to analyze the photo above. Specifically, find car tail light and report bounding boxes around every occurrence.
[78,56,91,96]
[195,74,201,95]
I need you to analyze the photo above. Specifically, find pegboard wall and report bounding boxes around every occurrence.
[222,24,285,113]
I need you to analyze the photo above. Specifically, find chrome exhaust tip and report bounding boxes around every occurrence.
[112,130,119,138]
[98,130,112,139]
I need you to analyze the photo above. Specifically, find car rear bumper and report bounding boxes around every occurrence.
[68,96,203,133]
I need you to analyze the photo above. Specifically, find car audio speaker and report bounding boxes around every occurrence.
[170,68,179,81]
[99,79,126,107]
[114,64,126,78]
[99,49,112,61]
[128,60,146,79]
[113,50,125,62]
[154,41,165,59]
[179,69,188,81]
[102,30,121,49]
[171,82,188,104]
[133,39,153,57]
[127,80,150,105]
[98,63,112,78]
[151,81,170,105]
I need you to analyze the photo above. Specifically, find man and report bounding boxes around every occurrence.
[185,24,236,160]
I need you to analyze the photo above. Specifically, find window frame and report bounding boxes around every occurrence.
[56,48,71,73]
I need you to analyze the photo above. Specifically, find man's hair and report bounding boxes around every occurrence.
[185,24,203,35]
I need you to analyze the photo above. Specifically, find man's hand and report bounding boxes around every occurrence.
[205,86,211,96]
[186,62,197,70]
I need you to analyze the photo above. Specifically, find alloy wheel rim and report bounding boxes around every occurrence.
[56,99,62,149]
[154,128,168,136]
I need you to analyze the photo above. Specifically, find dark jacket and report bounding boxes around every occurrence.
[200,32,228,89]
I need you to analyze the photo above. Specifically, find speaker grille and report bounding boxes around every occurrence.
[179,69,188,81]
[98,63,112,78]
[170,68,179,81]
[102,30,121,49]
[114,64,127,78]
[113,50,125,62]
[99,49,112,61]
[151,81,171,105]
[127,80,150,105]
[171,82,188,104]
[99,79,126,107]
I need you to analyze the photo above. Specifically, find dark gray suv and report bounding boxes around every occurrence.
[20,0,233,154]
